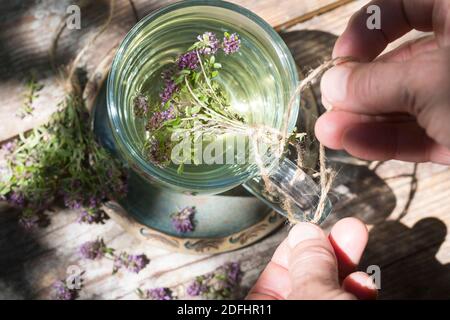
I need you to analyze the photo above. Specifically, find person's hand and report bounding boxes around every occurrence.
[246,218,378,300]
[316,0,450,164]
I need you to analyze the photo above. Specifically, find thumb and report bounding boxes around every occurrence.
[321,49,450,148]
[287,223,354,300]
[320,60,420,115]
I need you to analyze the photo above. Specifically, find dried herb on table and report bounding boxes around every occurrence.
[79,238,150,275]
[0,93,127,229]
[171,206,196,233]
[186,262,242,299]
[113,252,150,274]
[52,279,80,300]
[137,287,175,300]
[79,238,113,260]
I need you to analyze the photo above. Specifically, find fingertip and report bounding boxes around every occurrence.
[314,112,345,150]
[341,124,393,161]
[331,217,369,248]
[342,271,378,300]
[246,261,292,300]
[329,218,368,275]
[332,34,354,59]
[288,222,325,249]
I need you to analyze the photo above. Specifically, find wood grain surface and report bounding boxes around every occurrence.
[1,0,450,300]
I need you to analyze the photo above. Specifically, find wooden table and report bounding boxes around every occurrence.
[1,0,449,300]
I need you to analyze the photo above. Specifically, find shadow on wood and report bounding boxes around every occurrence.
[0,205,42,299]
[325,162,397,226]
[360,218,450,299]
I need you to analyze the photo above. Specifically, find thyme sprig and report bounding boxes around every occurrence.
[19,72,44,118]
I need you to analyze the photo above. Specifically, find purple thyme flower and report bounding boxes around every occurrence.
[161,69,174,81]
[64,195,82,210]
[160,79,178,105]
[52,280,78,300]
[148,106,175,129]
[186,279,207,296]
[127,254,150,273]
[147,287,174,300]
[146,138,171,168]
[8,191,25,207]
[133,94,149,116]
[177,51,199,70]
[1,141,15,153]
[171,206,196,233]
[18,214,40,230]
[113,252,150,274]
[79,238,107,260]
[223,33,241,55]
[77,210,95,223]
[77,208,108,224]
[226,262,241,284]
[88,196,99,208]
[197,32,220,55]
[185,262,242,299]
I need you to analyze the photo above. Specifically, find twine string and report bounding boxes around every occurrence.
[253,57,355,225]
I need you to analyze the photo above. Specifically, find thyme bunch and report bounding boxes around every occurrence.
[0,93,127,228]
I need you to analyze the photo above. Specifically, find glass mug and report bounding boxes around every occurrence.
[107,0,331,223]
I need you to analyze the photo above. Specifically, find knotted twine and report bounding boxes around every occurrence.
[253,56,355,225]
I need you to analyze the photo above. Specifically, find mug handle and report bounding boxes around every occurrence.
[242,157,332,224]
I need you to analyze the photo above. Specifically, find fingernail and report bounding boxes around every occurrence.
[288,223,323,248]
[320,65,352,104]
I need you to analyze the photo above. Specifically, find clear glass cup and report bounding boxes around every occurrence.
[107,0,331,223]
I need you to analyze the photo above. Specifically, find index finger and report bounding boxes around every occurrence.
[333,0,446,61]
